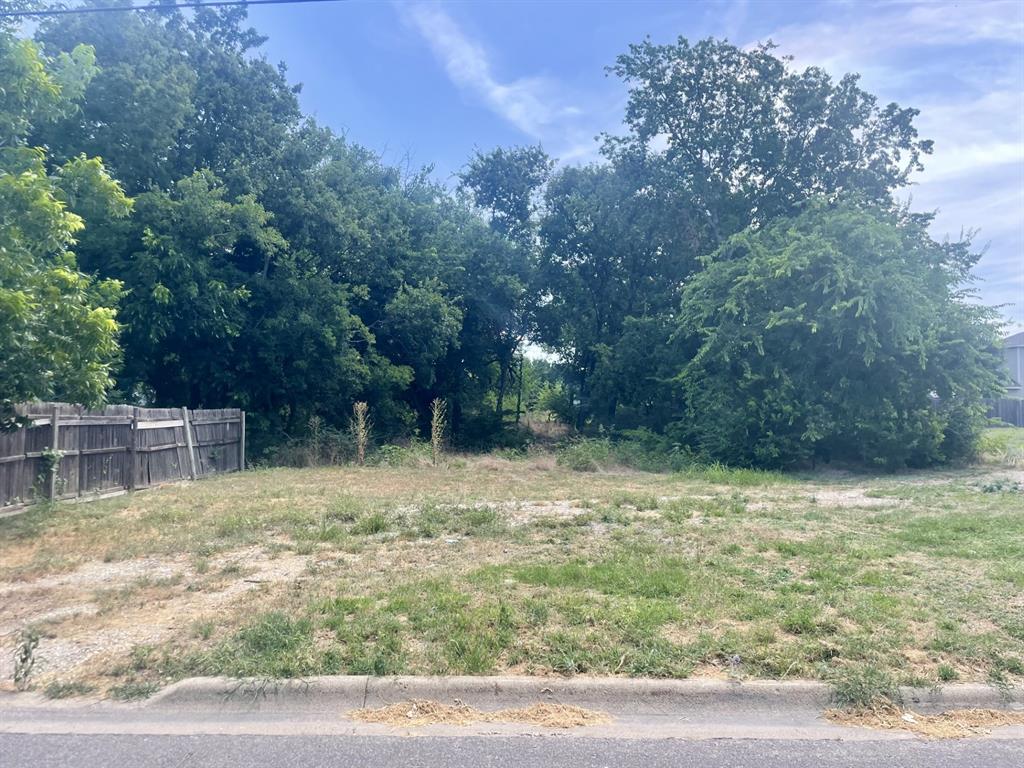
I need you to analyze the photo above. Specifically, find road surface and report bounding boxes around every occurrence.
[2,686,1022,767]
[2,732,1023,767]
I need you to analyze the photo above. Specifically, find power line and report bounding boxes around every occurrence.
[0,1,347,19]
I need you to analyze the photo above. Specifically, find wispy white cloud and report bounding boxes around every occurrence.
[398,3,612,164]
[401,4,576,138]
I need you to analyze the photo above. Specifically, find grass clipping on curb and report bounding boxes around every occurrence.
[349,699,610,729]
[826,705,1024,740]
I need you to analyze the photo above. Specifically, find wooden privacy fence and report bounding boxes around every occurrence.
[0,403,245,509]
[987,398,1024,428]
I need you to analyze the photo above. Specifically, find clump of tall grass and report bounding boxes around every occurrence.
[431,398,447,466]
[267,415,354,467]
[351,402,371,466]
[977,427,1024,467]
[555,432,790,483]
[829,664,903,710]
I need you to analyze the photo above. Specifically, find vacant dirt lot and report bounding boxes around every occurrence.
[1,449,1021,701]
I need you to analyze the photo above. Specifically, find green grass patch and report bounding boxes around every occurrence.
[109,681,160,701]
[44,681,96,699]
[352,512,391,536]
[4,453,1022,695]
[829,664,903,708]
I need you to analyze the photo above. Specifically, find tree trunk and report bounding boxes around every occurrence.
[495,352,509,420]
[514,355,524,425]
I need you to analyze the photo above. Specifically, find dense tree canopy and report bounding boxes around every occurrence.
[0,5,1004,466]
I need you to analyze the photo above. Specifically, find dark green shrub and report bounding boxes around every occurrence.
[675,200,1004,469]
[556,438,613,472]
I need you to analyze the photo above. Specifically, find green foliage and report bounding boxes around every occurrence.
[977,428,1024,467]
[44,680,96,698]
[459,145,553,245]
[3,10,1004,470]
[380,281,462,388]
[609,428,693,472]
[0,34,96,146]
[556,438,614,472]
[371,441,432,468]
[676,199,1003,468]
[0,28,127,427]
[538,163,694,428]
[351,511,391,535]
[23,7,522,450]
[608,37,931,232]
[535,383,574,424]
[535,37,938,432]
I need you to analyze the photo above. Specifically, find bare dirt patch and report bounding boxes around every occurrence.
[502,499,589,525]
[827,706,1024,739]
[349,699,609,729]
[0,547,314,685]
[749,488,902,512]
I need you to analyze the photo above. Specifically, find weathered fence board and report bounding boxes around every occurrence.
[0,403,245,509]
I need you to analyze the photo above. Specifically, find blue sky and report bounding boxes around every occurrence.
[247,1,1016,330]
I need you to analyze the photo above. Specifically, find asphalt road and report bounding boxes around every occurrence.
[1,733,1023,768]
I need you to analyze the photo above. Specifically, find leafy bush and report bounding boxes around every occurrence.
[267,416,354,467]
[977,428,1024,467]
[610,428,695,472]
[371,441,432,467]
[556,438,613,472]
[536,384,574,425]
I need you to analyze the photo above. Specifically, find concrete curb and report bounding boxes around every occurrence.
[144,676,1022,715]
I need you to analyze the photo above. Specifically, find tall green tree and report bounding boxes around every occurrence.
[459,145,553,246]
[606,37,932,245]
[538,37,935,428]
[458,146,552,420]
[537,162,694,427]
[0,27,129,427]
[107,170,285,406]
[676,199,1003,468]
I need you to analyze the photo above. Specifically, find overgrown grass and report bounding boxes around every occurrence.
[978,427,1024,467]
[2,451,1022,700]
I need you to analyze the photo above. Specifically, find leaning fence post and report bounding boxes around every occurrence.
[127,407,138,492]
[182,407,198,480]
[239,411,246,472]
[48,405,60,500]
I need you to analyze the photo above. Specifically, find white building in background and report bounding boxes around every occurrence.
[1004,332,1024,399]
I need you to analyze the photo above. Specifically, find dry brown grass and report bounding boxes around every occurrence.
[827,706,1024,739]
[1,452,1021,698]
[349,698,609,728]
